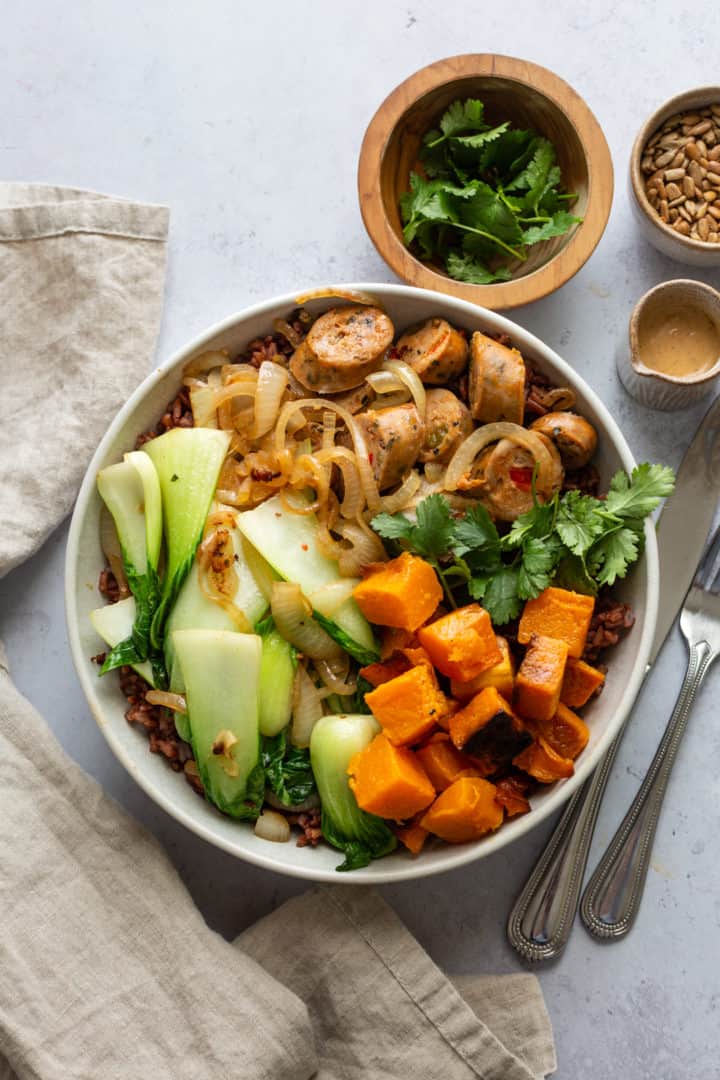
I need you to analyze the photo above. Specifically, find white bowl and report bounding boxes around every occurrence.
[65,283,659,883]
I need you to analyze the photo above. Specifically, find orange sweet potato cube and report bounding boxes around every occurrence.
[449,686,531,774]
[518,586,595,658]
[450,635,515,700]
[417,604,502,682]
[365,664,450,746]
[394,820,429,855]
[494,775,531,818]
[416,736,480,791]
[348,734,436,820]
[353,552,443,632]
[514,634,569,722]
[513,736,575,783]
[537,702,589,760]
[420,776,503,842]
[560,658,605,708]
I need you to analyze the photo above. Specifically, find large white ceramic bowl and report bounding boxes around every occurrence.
[66,283,659,883]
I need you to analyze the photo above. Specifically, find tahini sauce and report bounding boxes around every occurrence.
[638,305,720,377]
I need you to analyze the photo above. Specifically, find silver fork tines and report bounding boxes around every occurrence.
[580,523,720,939]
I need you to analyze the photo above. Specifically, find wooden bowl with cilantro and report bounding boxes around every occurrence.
[358,54,613,310]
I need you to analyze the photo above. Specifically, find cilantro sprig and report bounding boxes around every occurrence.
[371,464,674,625]
[399,97,583,285]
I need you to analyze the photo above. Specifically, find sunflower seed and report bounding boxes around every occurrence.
[673,219,691,235]
[683,175,696,197]
[697,217,711,240]
[655,149,676,168]
[689,120,713,136]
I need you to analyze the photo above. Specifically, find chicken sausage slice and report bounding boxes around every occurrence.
[396,318,469,384]
[467,434,563,522]
[468,332,525,424]
[290,306,394,393]
[418,389,473,465]
[354,403,426,491]
[530,412,598,470]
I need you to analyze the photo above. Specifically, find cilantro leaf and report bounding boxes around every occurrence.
[482,567,522,625]
[371,494,453,562]
[501,500,556,550]
[453,122,510,149]
[458,182,525,252]
[412,494,455,558]
[435,98,487,140]
[370,511,415,543]
[604,463,675,520]
[553,553,598,596]
[507,138,554,192]
[587,526,640,587]
[451,503,500,556]
[518,536,565,600]
[555,491,605,556]
[446,251,512,285]
[523,210,583,246]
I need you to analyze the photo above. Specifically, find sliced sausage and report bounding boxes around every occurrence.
[418,389,473,465]
[468,332,525,424]
[468,433,563,521]
[354,403,426,491]
[329,382,376,414]
[290,306,393,393]
[396,318,469,385]
[530,412,598,470]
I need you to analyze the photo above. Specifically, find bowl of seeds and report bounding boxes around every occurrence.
[631,86,720,266]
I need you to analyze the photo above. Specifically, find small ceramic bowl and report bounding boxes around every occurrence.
[358,54,614,310]
[630,87,720,267]
[617,279,720,410]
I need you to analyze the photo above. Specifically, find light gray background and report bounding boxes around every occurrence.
[2,3,720,1077]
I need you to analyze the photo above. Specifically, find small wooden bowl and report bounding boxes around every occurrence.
[358,55,614,310]
[629,86,720,268]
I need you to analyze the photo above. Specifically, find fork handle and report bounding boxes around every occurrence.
[506,730,623,961]
[581,640,715,940]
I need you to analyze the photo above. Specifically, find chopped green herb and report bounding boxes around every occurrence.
[371,464,674,624]
[399,97,583,284]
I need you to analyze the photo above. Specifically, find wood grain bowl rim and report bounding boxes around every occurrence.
[358,54,614,310]
[629,85,720,258]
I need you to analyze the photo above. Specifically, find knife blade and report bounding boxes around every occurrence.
[648,393,720,666]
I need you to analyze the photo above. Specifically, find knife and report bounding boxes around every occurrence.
[507,393,720,962]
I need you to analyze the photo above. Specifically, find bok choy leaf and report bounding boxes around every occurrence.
[142,428,231,653]
[97,450,162,676]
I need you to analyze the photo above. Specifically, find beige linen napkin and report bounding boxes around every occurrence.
[0,183,556,1079]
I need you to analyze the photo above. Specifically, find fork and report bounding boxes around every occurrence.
[580,523,720,940]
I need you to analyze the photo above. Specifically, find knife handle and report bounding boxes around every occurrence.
[580,640,714,940]
[506,731,623,962]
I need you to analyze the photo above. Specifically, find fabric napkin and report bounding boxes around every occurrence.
[0,183,556,1079]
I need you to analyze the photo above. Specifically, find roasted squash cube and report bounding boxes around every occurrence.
[513,736,575,783]
[348,734,436,820]
[420,776,503,842]
[359,655,412,688]
[450,635,515,700]
[394,820,429,855]
[518,586,595,658]
[416,735,480,791]
[514,634,569,722]
[365,664,449,746]
[494,775,532,818]
[353,552,443,632]
[449,686,531,772]
[538,702,589,760]
[561,658,605,708]
[417,604,502,682]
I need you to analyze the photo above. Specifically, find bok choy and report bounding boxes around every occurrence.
[310,714,397,871]
[142,428,231,652]
[172,628,264,818]
[96,450,162,677]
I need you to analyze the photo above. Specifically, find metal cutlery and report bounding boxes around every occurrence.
[507,394,720,961]
[581,523,720,938]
